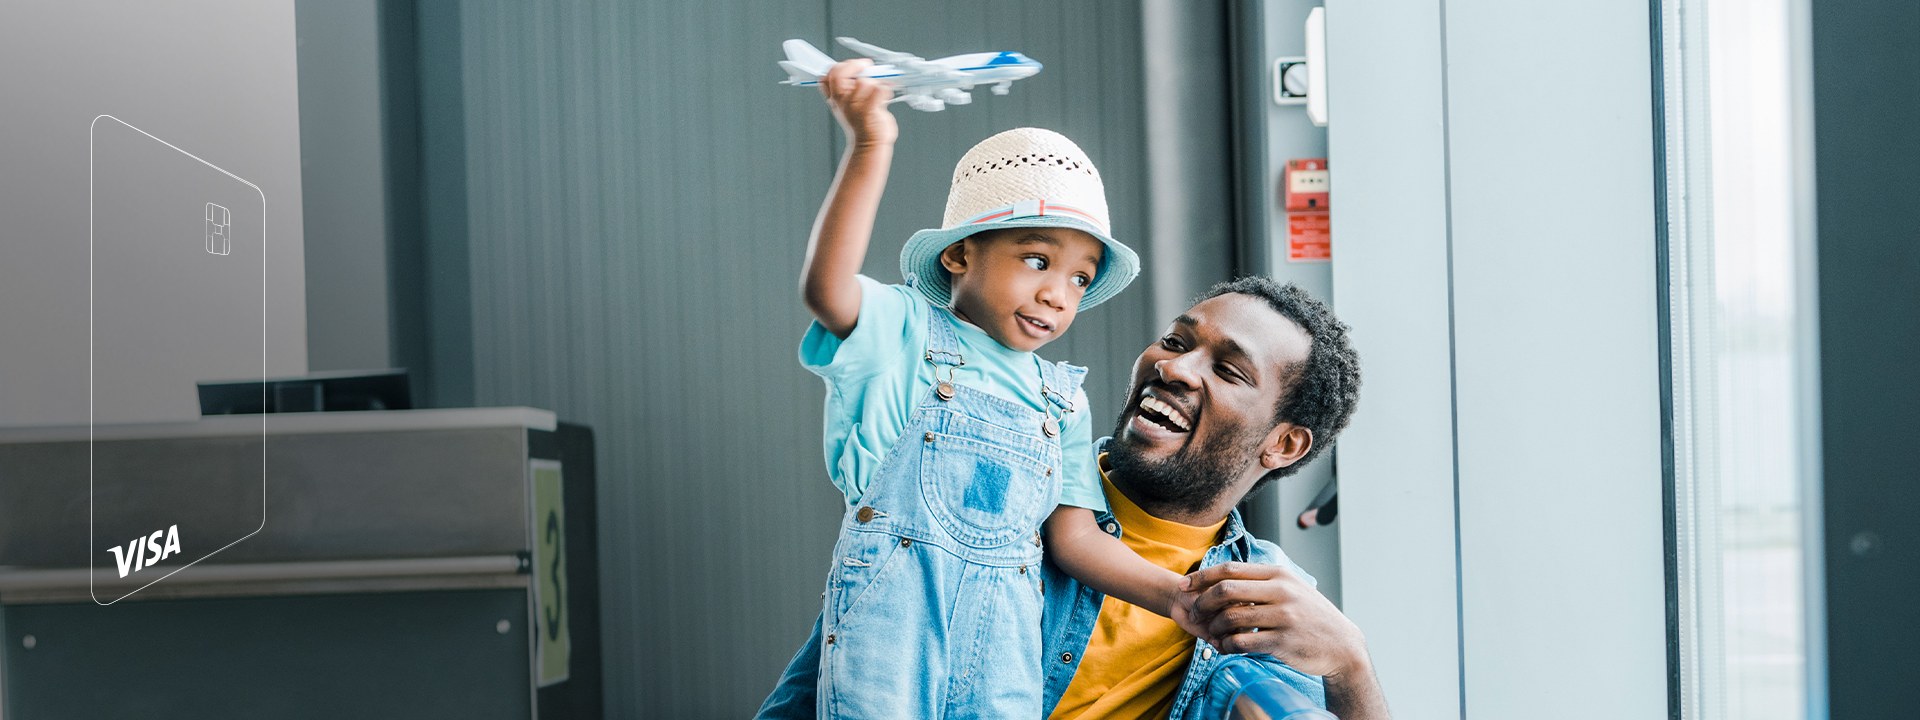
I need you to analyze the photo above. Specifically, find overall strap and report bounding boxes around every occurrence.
[923,301,964,368]
[1037,357,1084,418]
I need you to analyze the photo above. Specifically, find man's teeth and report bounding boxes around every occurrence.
[1139,396,1191,431]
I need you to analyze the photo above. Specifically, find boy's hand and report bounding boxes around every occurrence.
[821,59,898,148]
[1171,588,1214,644]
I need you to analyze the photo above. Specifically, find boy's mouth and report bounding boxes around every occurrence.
[1016,313,1055,337]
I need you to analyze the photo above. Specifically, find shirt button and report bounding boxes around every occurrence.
[1200,647,1215,660]
[826,633,837,645]
[856,506,876,523]
[924,432,935,443]
[1019,565,1028,574]
[1103,522,1118,534]
[899,538,912,548]
[1060,652,1074,664]
[1045,467,1053,476]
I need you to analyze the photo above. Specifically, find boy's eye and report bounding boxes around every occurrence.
[1023,256,1047,271]
[1071,274,1091,289]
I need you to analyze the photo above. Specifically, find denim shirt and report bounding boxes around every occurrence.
[1040,442,1328,718]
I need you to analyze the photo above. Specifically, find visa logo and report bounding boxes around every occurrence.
[106,525,182,578]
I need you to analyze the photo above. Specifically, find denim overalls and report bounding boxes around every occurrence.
[763,302,1086,719]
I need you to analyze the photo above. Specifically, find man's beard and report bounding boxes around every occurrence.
[1106,410,1266,518]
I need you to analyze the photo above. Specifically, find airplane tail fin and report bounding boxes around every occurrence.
[778,39,835,84]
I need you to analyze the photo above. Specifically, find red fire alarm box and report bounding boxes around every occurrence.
[1283,158,1330,263]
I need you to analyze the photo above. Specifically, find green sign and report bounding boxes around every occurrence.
[531,459,570,687]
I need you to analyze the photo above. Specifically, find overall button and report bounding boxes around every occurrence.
[826,633,837,645]
[924,431,935,443]
[1102,522,1119,535]
[1200,646,1215,660]
[1060,652,1074,664]
[899,538,912,548]
[856,506,876,524]
[1018,565,1028,574]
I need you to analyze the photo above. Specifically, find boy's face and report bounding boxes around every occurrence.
[940,227,1105,353]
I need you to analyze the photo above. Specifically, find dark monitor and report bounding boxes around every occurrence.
[198,368,412,415]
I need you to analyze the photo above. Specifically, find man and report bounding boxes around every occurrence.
[761,277,1389,719]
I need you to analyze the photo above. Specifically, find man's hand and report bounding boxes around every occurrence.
[1181,562,1392,718]
[1179,562,1366,678]
[820,59,898,148]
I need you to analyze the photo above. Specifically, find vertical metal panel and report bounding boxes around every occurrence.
[1323,0,1463,716]
[1811,0,1920,715]
[296,0,395,372]
[431,2,1156,715]
[1237,0,1343,606]
[1443,1,1669,717]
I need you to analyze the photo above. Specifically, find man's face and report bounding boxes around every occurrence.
[1107,293,1313,515]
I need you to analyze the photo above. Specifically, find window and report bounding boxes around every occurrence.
[1662,0,1814,717]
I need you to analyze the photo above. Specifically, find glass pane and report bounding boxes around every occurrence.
[1663,0,1810,717]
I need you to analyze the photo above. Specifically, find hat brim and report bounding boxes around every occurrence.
[900,215,1141,311]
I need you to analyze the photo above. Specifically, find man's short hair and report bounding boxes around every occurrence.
[1198,277,1362,491]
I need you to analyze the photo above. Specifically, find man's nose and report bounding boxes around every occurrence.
[1155,354,1202,388]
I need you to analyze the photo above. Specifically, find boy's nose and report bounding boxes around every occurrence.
[1037,277,1069,309]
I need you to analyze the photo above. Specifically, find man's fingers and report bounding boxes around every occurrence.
[1207,602,1277,639]
[1193,576,1306,615]
[1183,561,1287,593]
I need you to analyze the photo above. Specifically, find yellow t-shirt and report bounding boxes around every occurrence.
[1049,457,1227,720]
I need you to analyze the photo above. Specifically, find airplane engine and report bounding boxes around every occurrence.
[992,81,1012,95]
[906,96,945,112]
[937,88,972,105]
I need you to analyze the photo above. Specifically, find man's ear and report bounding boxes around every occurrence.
[1258,422,1313,471]
[938,241,969,275]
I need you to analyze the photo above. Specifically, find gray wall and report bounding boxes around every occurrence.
[1328,0,1669,717]
[416,2,1157,715]
[0,0,308,427]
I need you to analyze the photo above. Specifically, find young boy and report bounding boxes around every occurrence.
[764,59,1194,718]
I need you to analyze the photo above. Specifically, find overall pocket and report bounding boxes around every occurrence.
[919,428,1051,548]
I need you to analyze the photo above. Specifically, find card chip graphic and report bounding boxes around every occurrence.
[206,202,231,255]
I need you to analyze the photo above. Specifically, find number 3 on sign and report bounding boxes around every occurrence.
[531,459,571,687]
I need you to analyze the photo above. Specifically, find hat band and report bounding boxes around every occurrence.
[956,199,1106,234]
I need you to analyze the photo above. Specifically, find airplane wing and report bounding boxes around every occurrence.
[836,37,919,66]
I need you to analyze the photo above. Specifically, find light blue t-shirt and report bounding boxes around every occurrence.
[800,275,1104,512]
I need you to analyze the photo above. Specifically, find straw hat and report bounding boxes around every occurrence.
[899,128,1140,310]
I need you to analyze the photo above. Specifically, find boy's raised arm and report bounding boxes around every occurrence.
[802,59,899,339]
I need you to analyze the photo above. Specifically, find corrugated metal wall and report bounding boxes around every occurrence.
[422,2,1155,715]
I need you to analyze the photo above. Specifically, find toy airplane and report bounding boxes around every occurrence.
[778,37,1041,112]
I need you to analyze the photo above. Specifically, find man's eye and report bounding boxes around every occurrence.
[1071,274,1091,289]
[1023,257,1047,271]
[1217,364,1242,383]
[1160,334,1184,350]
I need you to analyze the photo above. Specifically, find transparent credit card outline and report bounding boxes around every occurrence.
[89,114,267,605]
